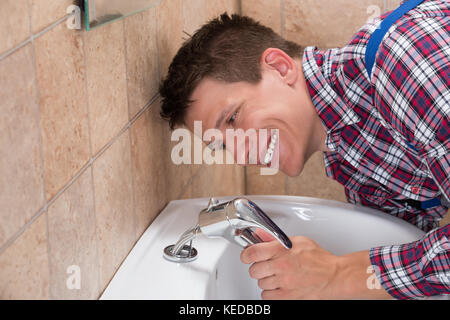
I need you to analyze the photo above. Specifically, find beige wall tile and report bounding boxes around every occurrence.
[130,103,168,238]
[286,152,347,202]
[0,0,30,55]
[162,123,195,202]
[183,0,208,35]
[30,0,75,33]
[285,0,384,48]
[157,0,184,80]
[35,23,90,201]
[233,165,246,195]
[206,0,240,19]
[92,131,135,289]
[246,166,287,195]
[124,7,159,119]
[385,0,403,12]
[183,0,240,37]
[85,21,129,155]
[190,164,245,199]
[241,0,282,35]
[0,44,44,247]
[0,214,49,299]
[46,168,99,299]
[440,210,450,227]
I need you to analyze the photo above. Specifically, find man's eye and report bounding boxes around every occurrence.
[227,110,238,124]
[207,140,225,151]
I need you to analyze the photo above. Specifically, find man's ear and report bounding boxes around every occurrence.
[261,48,298,85]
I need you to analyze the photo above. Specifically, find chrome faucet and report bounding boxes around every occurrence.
[164,197,292,263]
[198,197,292,249]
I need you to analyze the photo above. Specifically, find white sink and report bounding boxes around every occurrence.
[101,196,426,300]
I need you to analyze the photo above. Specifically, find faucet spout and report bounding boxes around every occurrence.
[198,198,292,249]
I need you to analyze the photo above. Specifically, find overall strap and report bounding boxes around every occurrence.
[364,0,444,210]
[365,0,425,79]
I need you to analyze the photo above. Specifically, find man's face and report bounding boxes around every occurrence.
[184,57,317,177]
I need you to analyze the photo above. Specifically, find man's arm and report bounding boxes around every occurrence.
[370,224,450,299]
[240,235,392,299]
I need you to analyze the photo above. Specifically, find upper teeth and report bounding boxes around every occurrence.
[264,132,278,164]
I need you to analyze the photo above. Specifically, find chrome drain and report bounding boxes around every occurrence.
[163,244,198,263]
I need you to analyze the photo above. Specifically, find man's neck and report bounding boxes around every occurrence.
[298,61,332,155]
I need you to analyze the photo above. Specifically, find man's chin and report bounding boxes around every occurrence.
[280,160,304,177]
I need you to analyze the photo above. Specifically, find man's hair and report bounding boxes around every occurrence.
[159,13,303,129]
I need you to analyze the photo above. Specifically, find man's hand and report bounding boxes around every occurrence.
[240,234,392,300]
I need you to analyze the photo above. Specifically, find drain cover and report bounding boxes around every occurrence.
[163,244,198,263]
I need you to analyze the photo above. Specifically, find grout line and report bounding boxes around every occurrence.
[128,128,138,241]
[122,19,139,241]
[0,38,32,62]
[46,160,92,209]
[0,206,47,256]
[81,20,102,297]
[33,13,74,39]
[122,19,132,122]
[129,93,160,126]
[81,27,94,162]
[178,165,203,200]
[91,94,159,163]
[0,12,74,62]
[27,1,48,230]
[88,164,102,298]
[27,0,53,300]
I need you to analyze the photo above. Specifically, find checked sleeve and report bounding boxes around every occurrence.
[370,224,450,299]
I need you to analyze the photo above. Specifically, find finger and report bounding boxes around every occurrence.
[261,289,285,300]
[240,241,283,264]
[257,275,280,291]
[253,228,276,242]
[249,260,275,280]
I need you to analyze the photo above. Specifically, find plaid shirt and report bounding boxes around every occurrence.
[302,0,449,299]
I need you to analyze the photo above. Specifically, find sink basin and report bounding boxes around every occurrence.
[100,195,426,300]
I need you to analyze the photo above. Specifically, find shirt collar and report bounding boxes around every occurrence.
[302,46,361,150]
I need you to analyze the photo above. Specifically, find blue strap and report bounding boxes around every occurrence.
[421,198,442,210]
[365,0,442,210]
[365,0,425,79]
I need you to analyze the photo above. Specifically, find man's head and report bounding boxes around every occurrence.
[159,13,324,176]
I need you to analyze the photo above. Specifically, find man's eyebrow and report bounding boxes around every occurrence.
[214,102,242,129]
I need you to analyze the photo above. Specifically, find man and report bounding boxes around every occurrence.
[159,0,449,299]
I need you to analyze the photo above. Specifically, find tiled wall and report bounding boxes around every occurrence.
[241,0,402,201]
[2,0,448,301]
[0,0,242,299]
